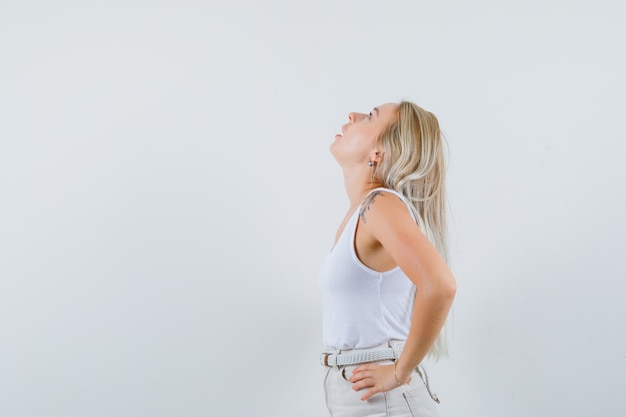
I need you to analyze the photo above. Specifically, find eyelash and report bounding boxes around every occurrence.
[368,112,372,119]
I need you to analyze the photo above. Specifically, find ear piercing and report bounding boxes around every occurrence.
[368,161,374,167]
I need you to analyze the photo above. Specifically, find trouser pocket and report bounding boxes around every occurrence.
[402,380,438,417]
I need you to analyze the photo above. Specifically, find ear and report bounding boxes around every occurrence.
[371,150,384,164]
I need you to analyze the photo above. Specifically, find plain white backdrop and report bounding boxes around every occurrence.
[1,1,625,416]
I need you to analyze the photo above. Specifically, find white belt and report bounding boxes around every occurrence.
[319,345,441,404]
[320,348,397,367]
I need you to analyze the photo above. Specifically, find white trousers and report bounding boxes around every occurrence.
[322,341,439,417]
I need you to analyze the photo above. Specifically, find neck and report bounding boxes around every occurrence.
[341,166,385,208]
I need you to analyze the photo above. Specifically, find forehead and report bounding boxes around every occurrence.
[375,103,399,121]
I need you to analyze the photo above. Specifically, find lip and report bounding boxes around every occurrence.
[335,133,343,139]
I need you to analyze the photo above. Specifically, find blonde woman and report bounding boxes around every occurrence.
[319,101,456,416]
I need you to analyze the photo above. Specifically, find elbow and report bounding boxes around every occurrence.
[435,273,456,304]
[445,279,457,302]
[413,270,456,304]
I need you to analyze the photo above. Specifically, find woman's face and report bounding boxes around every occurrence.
[330,102,398,167]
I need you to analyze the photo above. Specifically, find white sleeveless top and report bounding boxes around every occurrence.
[319,188,417,350]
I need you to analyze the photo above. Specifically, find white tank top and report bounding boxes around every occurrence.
[319,188,417,350]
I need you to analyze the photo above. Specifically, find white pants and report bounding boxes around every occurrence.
[321,341,439,417]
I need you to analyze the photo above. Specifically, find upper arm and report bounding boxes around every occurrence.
[360,192,453,291]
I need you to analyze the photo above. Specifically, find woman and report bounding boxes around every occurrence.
[319,101,456,416]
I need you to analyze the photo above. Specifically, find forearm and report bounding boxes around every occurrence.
[395,282,456,382]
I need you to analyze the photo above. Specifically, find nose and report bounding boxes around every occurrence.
[348,112,366,123]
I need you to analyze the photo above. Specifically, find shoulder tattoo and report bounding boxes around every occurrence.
[359,191,384,224]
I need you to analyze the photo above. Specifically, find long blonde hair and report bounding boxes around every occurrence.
[376,100,450,358]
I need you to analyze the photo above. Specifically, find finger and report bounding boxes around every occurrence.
[351,377,375,391]
[361,387,379,401]
[349,371,373,383]
[354,363,378,373]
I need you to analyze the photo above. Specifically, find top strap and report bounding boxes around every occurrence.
[361,187,417,223]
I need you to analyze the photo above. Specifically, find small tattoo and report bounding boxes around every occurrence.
[359,191,384,224]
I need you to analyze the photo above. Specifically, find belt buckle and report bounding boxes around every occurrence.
[320,352,330,367]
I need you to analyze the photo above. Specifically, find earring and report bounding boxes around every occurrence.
[368,161,374,167]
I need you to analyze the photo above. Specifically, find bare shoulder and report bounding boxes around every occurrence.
[359,190,413,226]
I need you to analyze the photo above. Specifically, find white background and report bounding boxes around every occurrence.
[1,1,625,416]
